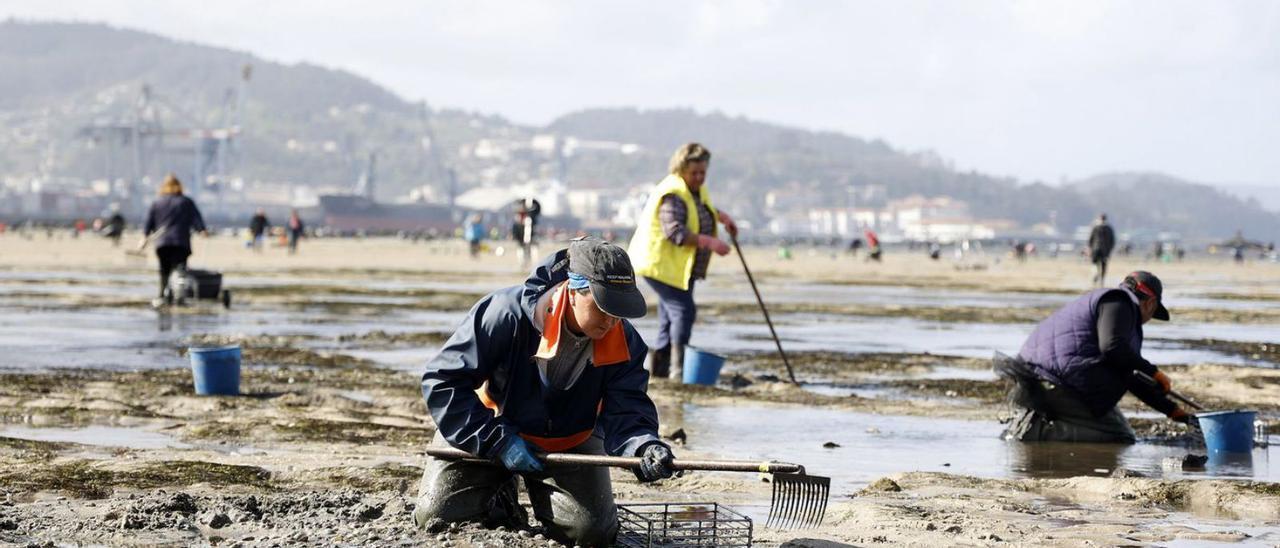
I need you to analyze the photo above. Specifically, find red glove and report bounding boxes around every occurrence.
[697,234,730,256]
[1168,407,1192,424]
[1152,371,1172,394]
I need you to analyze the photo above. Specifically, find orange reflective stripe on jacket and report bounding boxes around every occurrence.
[533,283,630,366]
[518,429,595,452]
[471,283,626,453]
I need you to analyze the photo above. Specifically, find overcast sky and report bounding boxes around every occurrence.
[7,1,1280,187]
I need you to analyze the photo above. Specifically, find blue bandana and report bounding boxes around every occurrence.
[567,272,591,290]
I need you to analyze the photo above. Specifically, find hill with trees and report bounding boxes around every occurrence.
[2,20,1275,238]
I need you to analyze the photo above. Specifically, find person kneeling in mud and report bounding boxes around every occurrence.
[999,271,1197,443]
[414,238,675,546]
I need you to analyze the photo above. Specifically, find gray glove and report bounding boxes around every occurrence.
[634,442,675,483]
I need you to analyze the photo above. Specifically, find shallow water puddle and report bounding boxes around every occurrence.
[344,348,437,371]
[0,304,462,371]
[1155,518,1280,546]
[670,404,1280,498]
[335,390,376,405]
[0,425,191,450]
[694,281,1280,311]
[649,314,1280,365]
[799,381,970,404]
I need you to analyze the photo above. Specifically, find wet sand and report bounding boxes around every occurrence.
[2,234,1279,546]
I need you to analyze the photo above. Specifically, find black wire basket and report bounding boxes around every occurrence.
[616,502,753,547]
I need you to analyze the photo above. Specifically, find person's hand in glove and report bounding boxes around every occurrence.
[1169,408,1204,443]
[634,442,676,483]
[719,211,739,238]
[497,436,544,473]
[1152,370,1173,394]
[696,234,731,256]
[1169,407,1196,425]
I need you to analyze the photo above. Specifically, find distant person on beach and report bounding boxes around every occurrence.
[511,198,541,268]
[864,229,882,262]
[1087,214,1115,286]
[286,209,304,255]
[248,208,270,252]
[628,142,738,380]
[997,271,1195,443]
[140,174,207,307]
[464,213,485,258]
[104,204,126,247]
[415,239,671,546]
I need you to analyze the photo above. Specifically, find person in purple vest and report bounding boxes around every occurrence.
[1002,271,1197,443]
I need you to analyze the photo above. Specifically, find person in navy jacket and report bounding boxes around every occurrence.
[414,238,673,546]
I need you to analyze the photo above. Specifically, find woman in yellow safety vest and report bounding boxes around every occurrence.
[627,143,738,380]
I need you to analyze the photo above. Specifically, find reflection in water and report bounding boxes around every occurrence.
[156,309,173,331]
[1207,450,1254,473]
[1007,442,1126,478]
[1009,441,1262,479]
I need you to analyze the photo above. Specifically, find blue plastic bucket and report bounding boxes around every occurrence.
[1198,409,1256,454]
[188,345,241,396]
[682,347,725,386]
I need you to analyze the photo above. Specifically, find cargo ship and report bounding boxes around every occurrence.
[318,194,457,232]
[318,152,457,232]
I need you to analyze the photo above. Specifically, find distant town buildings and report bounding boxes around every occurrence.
[789,192,1013,243]
[0,120,1084,244]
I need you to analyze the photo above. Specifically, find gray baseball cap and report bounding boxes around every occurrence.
[568,238,647,319]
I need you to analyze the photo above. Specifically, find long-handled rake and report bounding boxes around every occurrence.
[424,446,830,529]
[729,232,798,386]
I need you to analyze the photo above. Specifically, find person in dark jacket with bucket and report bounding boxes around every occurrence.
[414,238,674,546]
[140,174,207,307]
[1001,271,1196,443]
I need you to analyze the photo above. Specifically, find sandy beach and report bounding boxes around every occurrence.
[1,233,1278,546]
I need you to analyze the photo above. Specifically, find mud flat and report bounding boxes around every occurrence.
[1,352,1276,545]
[757,472,1280,546]
[3,236,1280,544]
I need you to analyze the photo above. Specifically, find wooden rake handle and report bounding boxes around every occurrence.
[424,446,804,474]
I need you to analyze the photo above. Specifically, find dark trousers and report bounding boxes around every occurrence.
[155,246,190,298]
[1091,250,1110,285]
[644,277,697,349]
[415,434,617,546]
[1004,374,1173,444]
[1004,381,1136,443]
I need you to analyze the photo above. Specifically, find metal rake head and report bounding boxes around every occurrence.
[765,471,830,529]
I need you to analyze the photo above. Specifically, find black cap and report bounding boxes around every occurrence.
[1123,271,1169,321]
[568,238,647,319]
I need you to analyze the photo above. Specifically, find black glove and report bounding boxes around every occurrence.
[634,442,675,483]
